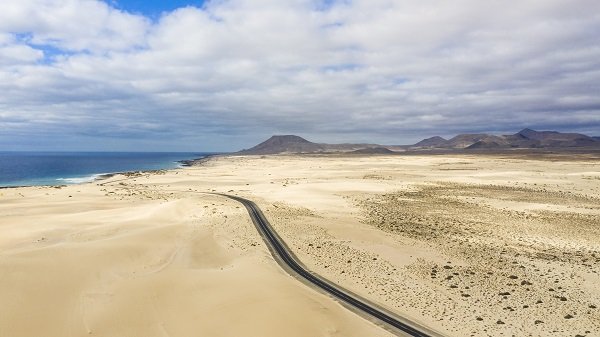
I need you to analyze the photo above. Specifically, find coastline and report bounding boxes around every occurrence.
[0,152,219,189]
[91,151,226,183]
[177,152,226,167]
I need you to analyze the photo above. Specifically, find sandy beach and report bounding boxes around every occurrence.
[1,153,599,336]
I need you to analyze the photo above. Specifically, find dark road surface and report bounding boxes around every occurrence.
[219,193,442,337]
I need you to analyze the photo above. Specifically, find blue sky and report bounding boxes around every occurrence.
[108,0,206,19]
[0,0,599,151]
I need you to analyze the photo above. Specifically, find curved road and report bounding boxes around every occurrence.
[218,193,442,337]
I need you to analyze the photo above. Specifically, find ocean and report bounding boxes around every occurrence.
[0,152,212,187]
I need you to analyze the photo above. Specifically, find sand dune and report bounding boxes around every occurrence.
[1,152,599,336]
[0,184,392,337]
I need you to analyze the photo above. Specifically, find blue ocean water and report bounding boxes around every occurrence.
[0,152,212,187]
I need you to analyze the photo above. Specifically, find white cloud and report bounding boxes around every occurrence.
[0,44,44,65]
[0,0,599,150]
[0,0,149,52]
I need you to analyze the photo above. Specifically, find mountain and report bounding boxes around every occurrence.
[237,135,324,155]
[237,135,389,155]
[515,128,597,147]
[414,136,447,147]
[516,128,543,140]
[238,129,600,155]
[445,134,507,148]
[465,140,503,149]
[411,129,600,149]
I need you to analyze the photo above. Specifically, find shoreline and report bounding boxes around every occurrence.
[0,153,220,190]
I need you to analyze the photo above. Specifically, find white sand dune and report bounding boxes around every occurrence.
[0,185,391,337]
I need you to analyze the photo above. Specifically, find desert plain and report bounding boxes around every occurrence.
[0,152,599,337]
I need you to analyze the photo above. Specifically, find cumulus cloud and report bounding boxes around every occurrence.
[0,0,149,52]
[0,0,599,150]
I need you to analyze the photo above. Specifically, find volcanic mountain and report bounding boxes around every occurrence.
[237,129,599,155]
[237,135,384,155]
[411,128,600,149]
[413,136,447,147]
[515,128,598,147]
[237,135,324,155]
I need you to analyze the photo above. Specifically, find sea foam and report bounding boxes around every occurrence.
[55,174,101,184]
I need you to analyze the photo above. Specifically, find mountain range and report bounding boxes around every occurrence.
[237,129,600,155]
[411,128,599,149]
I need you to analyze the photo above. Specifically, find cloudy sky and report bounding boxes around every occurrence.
[1,0,599,151]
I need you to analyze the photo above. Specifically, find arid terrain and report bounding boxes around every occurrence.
[1,152,599,336]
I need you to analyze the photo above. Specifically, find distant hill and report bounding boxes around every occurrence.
[465,140,503,149]
[237,135,324,155]
[237,135,385,155]
[237,129,600,155]
[445,134,507,148]
[515,128,597,147]
[411,128,600,149]
[414,136,447,147]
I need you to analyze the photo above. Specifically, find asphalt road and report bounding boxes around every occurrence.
[218,193,442,337]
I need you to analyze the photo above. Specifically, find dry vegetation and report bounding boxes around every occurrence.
[357,183,600,336]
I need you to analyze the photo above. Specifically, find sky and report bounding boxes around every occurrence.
[0,0,599,151]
